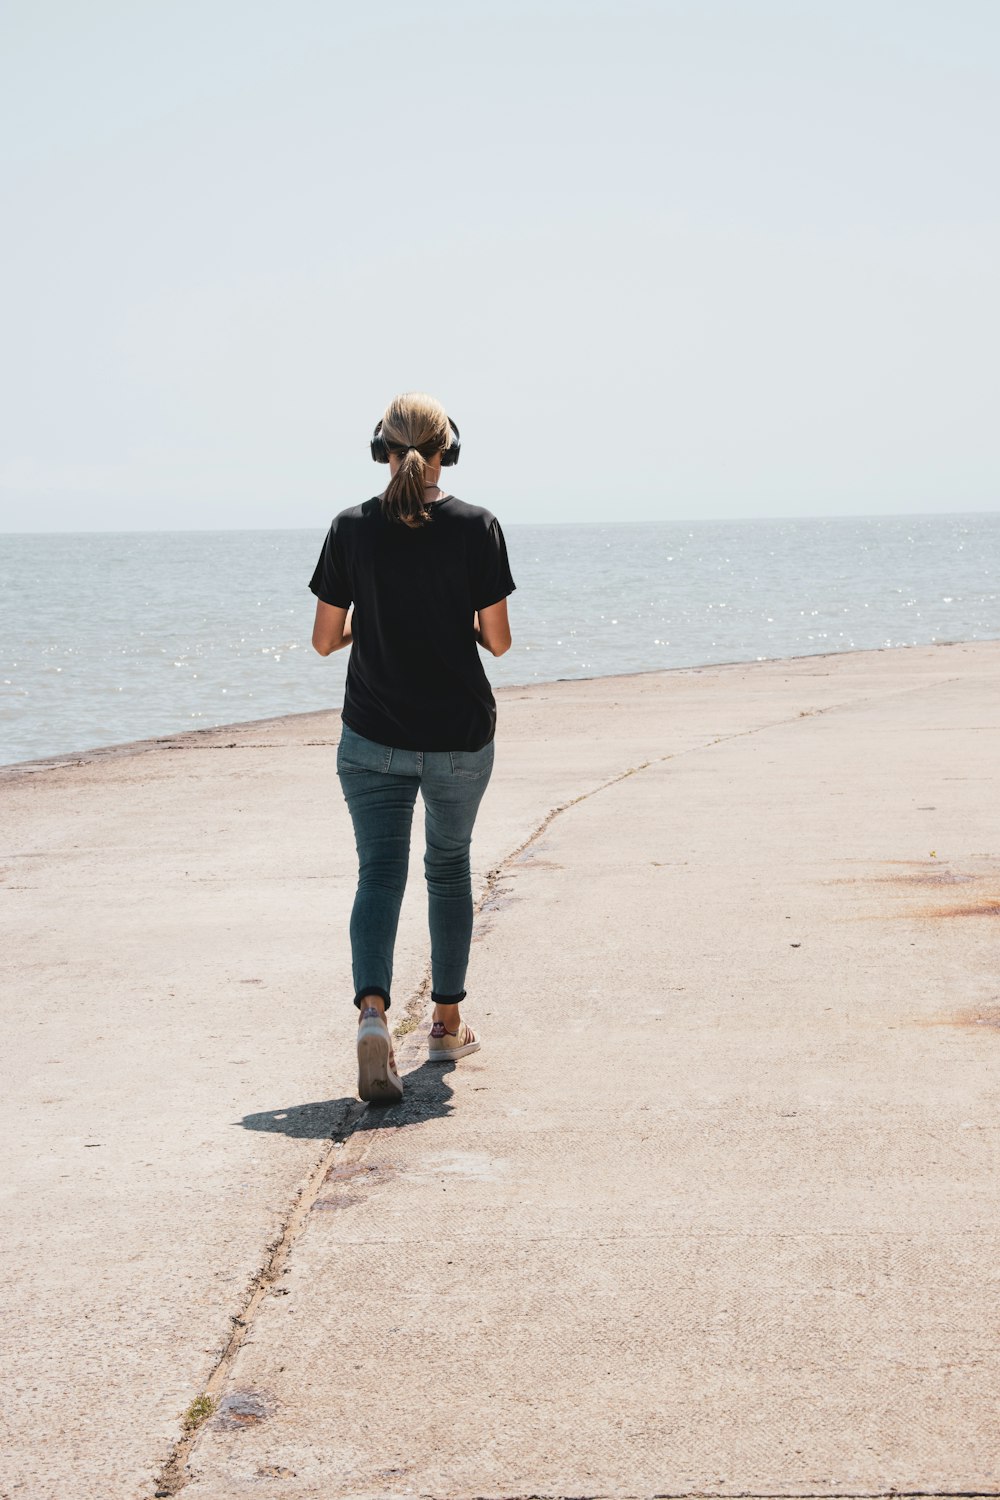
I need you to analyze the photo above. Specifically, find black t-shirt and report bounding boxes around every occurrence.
[308,495,516,751]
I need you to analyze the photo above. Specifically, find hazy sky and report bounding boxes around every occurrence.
[1,0,997,530]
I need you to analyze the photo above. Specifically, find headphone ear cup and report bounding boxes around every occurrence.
[370,421,389,463]
[439,418,461,467]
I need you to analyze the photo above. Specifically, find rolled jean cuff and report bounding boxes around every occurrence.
[430,989,467,1004]
[354,985,391,1011]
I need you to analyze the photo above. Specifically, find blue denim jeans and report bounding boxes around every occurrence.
[336,722,495,1012]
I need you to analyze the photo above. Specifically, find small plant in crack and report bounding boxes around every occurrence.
[182,1393,216,1430]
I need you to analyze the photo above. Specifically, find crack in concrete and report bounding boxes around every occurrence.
[150,1103,371,1496]
[461,673,966,948]
[154,672,968,1496]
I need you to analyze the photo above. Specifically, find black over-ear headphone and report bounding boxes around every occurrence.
[370,415,461,467]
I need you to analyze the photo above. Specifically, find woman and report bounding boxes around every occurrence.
[309,392,516,1105]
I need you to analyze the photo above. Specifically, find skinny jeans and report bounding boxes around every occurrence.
[336,722,495,1012]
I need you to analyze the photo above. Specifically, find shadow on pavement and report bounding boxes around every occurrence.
[356,1058,458,1132]
[236,1059,457,1139]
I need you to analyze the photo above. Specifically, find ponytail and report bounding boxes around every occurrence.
[382,444,435,529]
[377,392,452,528]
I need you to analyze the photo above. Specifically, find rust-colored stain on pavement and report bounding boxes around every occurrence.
[312,1161,398,1212]
[910,1003,1000,1032]
[921,894,1000,918]
[828,860,1000,920]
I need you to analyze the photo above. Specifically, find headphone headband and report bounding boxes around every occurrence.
[371,415,461,467]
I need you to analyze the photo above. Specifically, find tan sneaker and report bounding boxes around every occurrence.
[357,1007,403,1104]
[428,1019,481,1061]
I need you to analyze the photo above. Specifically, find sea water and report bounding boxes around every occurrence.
[2,512,998,767]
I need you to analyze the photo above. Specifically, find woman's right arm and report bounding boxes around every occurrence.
[312,600,353,655]
[474,599,512,657]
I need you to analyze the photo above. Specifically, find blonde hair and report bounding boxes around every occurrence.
[379,392,452,528]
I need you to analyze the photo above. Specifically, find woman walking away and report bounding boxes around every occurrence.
[309,393,516,1106]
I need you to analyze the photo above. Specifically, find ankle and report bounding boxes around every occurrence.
[432,1003,461,1031]
[358,994,387,1023]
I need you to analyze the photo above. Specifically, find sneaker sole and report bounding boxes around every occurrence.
[357,1029,403,1104]
[428,1038,482,1062]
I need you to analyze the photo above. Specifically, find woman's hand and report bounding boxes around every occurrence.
[312,601,353,655]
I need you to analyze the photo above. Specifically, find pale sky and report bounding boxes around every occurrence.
[1,0,997,530]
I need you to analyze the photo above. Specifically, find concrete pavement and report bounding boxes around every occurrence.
[2,641,998,1498]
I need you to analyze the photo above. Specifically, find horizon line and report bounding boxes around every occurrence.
[2,507,998,537]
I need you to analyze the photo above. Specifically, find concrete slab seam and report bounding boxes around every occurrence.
[150,1100,370,1497]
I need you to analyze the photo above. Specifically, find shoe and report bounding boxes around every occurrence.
[428,1019,482,1061]
[357,1007,403,1104]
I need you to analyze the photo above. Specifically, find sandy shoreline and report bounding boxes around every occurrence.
[2,638,998,1496]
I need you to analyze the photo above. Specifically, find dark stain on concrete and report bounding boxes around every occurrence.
[313,1161,398,1211]
[214,1391,270,1429]
[324,1161,377,1183]
[312,1192,363,1211]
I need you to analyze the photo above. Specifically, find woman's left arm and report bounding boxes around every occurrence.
[312,601,353,655]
